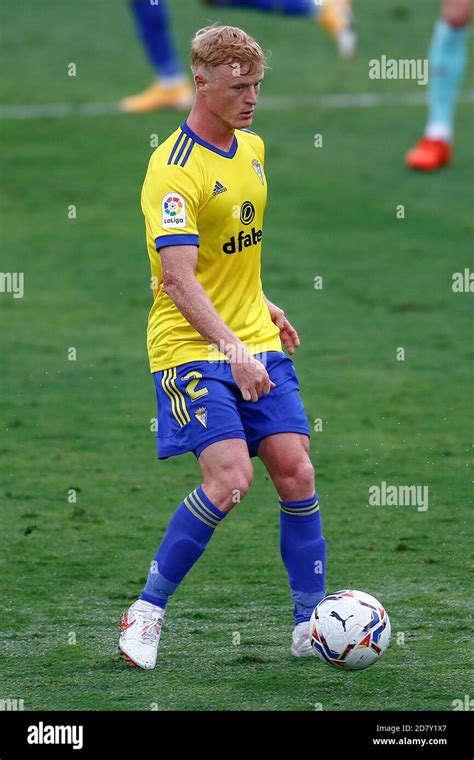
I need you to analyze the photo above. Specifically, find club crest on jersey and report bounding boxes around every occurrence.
[195,406,208,428]
[162,193,186,228]
[252,159,265,185]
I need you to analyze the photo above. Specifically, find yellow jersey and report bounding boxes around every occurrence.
[141,120,282,372]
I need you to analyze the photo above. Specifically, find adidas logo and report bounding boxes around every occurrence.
[212,180,227,196]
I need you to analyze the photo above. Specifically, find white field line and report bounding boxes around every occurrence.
[1,90,473,120]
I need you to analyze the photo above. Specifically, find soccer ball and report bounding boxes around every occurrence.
[309,589,391,670]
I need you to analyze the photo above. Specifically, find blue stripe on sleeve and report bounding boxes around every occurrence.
[173,135,190,165]
[167,131,185,165]
[155,234,199,250]
[180,139,195,167]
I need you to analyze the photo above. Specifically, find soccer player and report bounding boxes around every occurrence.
[121,0,356,113]
[405,0,472,171]
[119,24,327,669]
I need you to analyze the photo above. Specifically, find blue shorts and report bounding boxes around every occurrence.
[153,351,310,460]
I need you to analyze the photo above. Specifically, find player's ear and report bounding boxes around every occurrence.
[194,71,208,93]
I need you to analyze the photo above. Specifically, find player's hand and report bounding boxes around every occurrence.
[265,300,300,355]
[231,355,276,402]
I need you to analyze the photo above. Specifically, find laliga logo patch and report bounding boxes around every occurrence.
[162,193,186,228]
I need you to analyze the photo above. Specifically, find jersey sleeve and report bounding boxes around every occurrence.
[141,157,202,250]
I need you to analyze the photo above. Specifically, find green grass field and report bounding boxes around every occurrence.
[1,0,473,712]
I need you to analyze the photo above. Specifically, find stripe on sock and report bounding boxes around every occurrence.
[184,487,224,528]
[279,493,319,516]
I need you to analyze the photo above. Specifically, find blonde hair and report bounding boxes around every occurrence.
[191,24,268,76]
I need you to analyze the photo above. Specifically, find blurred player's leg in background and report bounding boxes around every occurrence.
[406,0,472,171]
[122,0,355,114]
[121,0,194,113]
[201,0,357,58]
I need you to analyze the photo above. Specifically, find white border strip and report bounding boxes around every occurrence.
[0,91,473,120]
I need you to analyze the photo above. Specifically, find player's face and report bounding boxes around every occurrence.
[206,64,264,130]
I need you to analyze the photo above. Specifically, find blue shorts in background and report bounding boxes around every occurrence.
[153,351,310,460]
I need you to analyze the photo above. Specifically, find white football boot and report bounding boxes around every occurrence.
[291,620,316,657]
[119,599,165,670]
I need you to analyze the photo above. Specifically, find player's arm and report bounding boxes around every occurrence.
[161,245,275,402]
[263,293,300,355]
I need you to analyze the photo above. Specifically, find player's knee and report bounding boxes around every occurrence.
[203,458,253,510]
[295,459,316,491]
[280,458,315,492]
[221,460,254,502]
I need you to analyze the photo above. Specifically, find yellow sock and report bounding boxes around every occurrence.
[318,0,352,39]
